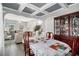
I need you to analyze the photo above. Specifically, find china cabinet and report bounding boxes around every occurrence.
[54,12,79,36]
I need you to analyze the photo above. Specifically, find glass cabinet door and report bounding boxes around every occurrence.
[54,19,60,35]
[60,17,69,36]
[72,16,79,36]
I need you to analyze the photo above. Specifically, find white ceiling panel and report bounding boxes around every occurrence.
[2,3,20,10]
[45,3,62,12]
[23,7,35,14]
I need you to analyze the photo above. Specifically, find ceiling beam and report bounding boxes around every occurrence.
[27,4,40,10]
[32,3,56,15]
[18,4,27,13]
[18,3,39,13]
[59,3,68,8]
[42,11,49,14]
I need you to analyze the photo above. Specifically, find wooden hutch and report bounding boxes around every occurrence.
[54,11,79,36]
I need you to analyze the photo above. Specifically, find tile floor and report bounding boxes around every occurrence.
[5,40,25,56]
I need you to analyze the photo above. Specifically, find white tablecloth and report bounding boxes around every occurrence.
[30,39,71,56]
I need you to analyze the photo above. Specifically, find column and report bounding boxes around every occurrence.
[0,3,4,56]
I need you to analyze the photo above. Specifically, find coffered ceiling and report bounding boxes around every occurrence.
[2,3,75,18]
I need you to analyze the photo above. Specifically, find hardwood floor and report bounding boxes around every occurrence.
[5,40,25,56]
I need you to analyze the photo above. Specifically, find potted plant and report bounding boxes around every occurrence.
[34,25,42,39]
[34,25,41,32]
